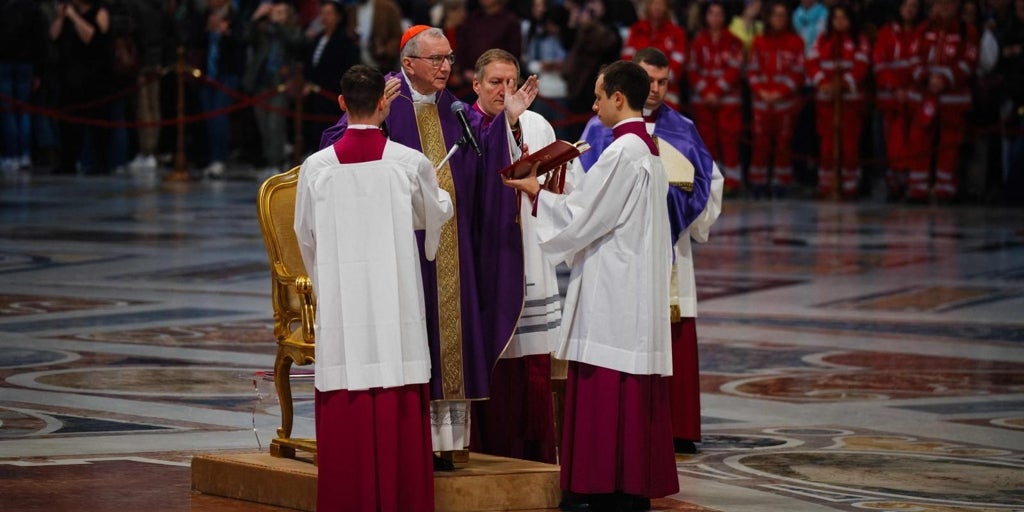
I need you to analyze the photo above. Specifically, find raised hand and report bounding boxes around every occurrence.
[503,74,539,126]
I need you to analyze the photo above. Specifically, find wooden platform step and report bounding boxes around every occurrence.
[191,451,560,511]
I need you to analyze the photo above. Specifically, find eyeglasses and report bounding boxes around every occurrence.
[408,53,456,68]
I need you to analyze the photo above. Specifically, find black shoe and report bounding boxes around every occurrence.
[560,492,616,512]
[433,454,454,471]
[673,438,698,454]
[615,493,651,512]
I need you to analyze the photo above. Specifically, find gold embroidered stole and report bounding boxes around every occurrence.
[414,103,465,400]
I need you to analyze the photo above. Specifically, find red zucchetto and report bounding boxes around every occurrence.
[400,25,432,52]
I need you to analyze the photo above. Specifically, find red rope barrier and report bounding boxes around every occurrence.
[59,70,168,113]
[4,67,1016,169]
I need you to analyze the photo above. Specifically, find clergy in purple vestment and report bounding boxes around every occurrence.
[319,25,540,455]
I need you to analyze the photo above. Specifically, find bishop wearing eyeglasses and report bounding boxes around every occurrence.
[320,25,539,465]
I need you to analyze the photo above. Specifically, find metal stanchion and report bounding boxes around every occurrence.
[164,46,191,182]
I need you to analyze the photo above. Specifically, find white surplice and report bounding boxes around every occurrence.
[502,109,563,359]
[294,140,453,392]
[673,163,723,317]
[534,124,673,376]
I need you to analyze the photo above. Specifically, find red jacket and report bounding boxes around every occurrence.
[909,17,978,107]
[623,19,687,105]
[748,30,805,109]
[687,29,744,105]
[873,22,920,110]
[807,31,871,101]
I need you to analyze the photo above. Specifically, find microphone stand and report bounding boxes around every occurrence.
[434,135,478,170]
[434,141,462,170]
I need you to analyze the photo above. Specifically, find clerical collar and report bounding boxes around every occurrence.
[612,117,659,155]
[642,107,660,124]
[348,124,379,130]
[401,69,438,104]
[472,102,495,127]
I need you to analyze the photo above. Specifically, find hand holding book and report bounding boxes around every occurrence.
[498,139,590,180]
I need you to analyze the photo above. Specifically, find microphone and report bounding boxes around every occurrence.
[450,101,482,156]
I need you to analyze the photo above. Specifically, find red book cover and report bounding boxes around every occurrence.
[499,140,590,180]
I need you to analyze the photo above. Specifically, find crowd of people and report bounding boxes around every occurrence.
[0,0,1021,200]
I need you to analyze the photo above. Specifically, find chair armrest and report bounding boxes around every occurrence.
[295,275,316,343]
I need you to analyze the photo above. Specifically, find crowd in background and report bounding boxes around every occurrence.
[0,0,1021,201]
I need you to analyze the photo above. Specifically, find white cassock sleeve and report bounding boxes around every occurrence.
[410,157,453,261]
[688,162,724,243]
[535,144,642,266]
[294,160,318,284]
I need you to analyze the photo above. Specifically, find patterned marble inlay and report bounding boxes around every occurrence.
[2,177,1023,512]
[698,434,800,451]
[695,275,804,301]
[0,308,247,333]
[50,414,172,435]
[0,407,52,438]
[0,349,78,369]
[701,314,1024,343]
[0,294,143,317]
[731,451,1024,506]
[0,251,129,274]
[62,320,275,349]
[724,370,1024,402]
[816,286,1022,313]
[699,342,825,375]
[8,367,261,397]
[893,400,1024,415]
[120,261,269,283]
[695,247,934,275]
[0,227,200,244]
[989,417,1024,430]
[833,435,1010,456]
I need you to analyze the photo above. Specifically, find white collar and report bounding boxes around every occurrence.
[612,117,644,129]
[401,69,438,104]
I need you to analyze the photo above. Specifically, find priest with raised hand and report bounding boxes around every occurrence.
[319,26,540,466]
[503,60,679,512]
[578,46,724,456]
[294,64,453,512]
[468,48,562,465]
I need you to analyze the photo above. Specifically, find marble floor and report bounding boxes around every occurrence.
[1,169,1022,512]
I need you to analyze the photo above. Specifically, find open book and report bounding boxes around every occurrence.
[499,140,591,180]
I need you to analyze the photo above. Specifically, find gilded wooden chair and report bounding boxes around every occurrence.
[256,166,317,460]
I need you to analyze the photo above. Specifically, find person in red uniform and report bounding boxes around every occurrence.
[622,0,687,108]
[688,1,744,195]
[906,0,978,201]
[873,0,922,200]
[747,1,805,197]
[806,3,870,198]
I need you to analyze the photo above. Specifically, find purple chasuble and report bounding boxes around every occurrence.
[320,73,525,401]
[578,105,714,245]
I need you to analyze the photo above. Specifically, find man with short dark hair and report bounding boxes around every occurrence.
[295,64,453,511]
[504,60,679,512]
[579,46,723,456]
